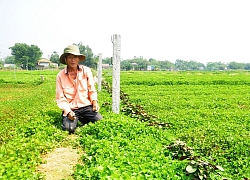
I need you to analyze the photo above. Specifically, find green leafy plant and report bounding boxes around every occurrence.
[185,158,224,180]
[1,70,250,179]
[102,80,171,129]
[115,70,250,179]
[0,70,68,179]
[166,140,194,160]
[166,140,225,179]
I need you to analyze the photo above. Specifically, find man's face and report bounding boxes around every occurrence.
[66,54,80,68]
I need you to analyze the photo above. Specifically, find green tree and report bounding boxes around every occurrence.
[137,59,149,70]
[9,43,42,69]
[175,59,189,70]
[128,57,149,70]
[244,63,250,70]
[29,45,42,68]
[228,61,245,70]
[188,60,205,70]
[206,62,227,70]
[159,60,175,70]
[121,60,133,70]
[4,56,15,64]
[50,51,60,65]
[175,59,205,70]
[0,59,3,67]
[148,58,160,69]
[102,57,111,65]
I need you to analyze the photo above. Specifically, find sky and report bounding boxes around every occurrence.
[0,0,249,64]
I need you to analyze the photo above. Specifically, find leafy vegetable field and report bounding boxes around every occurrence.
[0,70,249,179]
[0,70,68,179]
[104,71,250,179]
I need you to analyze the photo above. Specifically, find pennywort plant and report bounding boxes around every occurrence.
[0,70,67,179]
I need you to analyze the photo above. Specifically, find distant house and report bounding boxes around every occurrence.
[4,64,15,68]
[147,65,155,71]
[131,63,137,71]
[102,64,110,69]
[37,59,58,69]
[37,59,51,67]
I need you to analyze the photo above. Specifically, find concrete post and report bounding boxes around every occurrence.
[40,75,44,82]
[112,34,121,114]
[98,53,102,92]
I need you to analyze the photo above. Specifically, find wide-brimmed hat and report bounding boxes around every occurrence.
[59,45,86,64]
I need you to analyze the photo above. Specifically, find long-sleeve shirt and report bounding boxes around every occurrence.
[56,65,98,116]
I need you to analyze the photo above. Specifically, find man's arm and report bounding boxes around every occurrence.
[56,75,71,116]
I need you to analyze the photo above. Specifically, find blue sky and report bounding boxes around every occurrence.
[0,0,249,64]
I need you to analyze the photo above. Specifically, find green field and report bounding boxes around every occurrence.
[0,70,249,179]
[116,71,250,179]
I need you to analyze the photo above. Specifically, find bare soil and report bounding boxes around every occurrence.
[37,135,82,180]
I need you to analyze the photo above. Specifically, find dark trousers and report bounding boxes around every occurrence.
[61,105,102,133]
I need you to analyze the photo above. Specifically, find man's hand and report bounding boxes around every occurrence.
[92,100,100,112]
[67,111,76,120]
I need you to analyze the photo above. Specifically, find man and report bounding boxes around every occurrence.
[56,45,102,134]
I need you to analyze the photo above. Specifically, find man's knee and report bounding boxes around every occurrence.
[95,112,103,120]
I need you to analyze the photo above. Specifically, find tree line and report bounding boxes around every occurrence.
[1,42,249,71]
[1,42,98,70]
[103,57,250,71]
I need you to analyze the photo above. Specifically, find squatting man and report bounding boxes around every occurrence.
[56,45,102,133]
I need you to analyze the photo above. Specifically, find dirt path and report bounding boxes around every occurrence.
[37,135,82,180]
